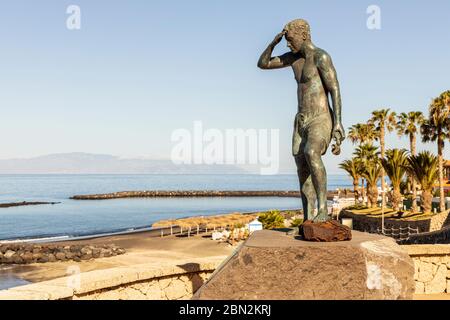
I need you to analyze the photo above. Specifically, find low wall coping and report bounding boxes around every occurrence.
[401,244,450,256]
[0,256,226,300]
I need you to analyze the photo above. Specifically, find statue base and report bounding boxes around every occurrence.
[300,220,352,242]
[193,230,414,300]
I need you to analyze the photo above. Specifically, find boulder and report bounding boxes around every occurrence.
[4,250,16,259]
[193,230,415,300]
[300,220,352,242]
[55,252,66,261]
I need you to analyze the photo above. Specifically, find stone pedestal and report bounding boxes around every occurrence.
[193,230,415,300]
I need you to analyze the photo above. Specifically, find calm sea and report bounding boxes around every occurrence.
[0,174,351,241]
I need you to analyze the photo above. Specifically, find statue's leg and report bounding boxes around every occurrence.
[303,137,329,222]
[295,154,316,221]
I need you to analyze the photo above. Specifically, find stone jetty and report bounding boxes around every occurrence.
[70,190,302,200]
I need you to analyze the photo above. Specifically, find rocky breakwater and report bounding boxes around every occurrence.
[0,243,125,265]
[70,190,301,200]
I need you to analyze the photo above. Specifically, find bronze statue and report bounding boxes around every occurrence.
[258,19,345,222]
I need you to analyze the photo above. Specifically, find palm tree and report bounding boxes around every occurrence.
[421,91,450,213]
[362,161,382,208]
[381,149,409,210]
[370,109,397,209]
[348,123,378,145]
[339,158,363,204]
[354,144,379,206]
[406,152,439,214]
[396,111,425,212]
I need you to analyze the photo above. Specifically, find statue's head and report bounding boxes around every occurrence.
[283,19,311,53]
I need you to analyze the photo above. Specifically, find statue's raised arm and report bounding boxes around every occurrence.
[257,31,297,70]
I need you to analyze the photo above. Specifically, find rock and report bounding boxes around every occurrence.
[48,254,56,263]
[193,230,414,300]
[70,245,82,253]
[22,252,34,263]
[65,252,74,260]
[92,248,101,258]
[38,256,49,263]
[13,255,24,264]
[415,281,425,294]
[32,253,43,261]
[417,262,434,282]
[4,250,16,259]
[300,220,352,242]
[55,252,66,261]
[425,264,447,294]
[80,247,92,255]
[81,254,92,261]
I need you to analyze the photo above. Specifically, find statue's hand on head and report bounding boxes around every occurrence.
[271,31,286,46]
[331,122,345,156]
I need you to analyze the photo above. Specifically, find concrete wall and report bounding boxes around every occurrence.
[0,257,225,300]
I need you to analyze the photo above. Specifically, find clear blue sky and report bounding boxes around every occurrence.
[1,1,449,173]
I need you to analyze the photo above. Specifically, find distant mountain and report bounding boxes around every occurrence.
[0,153,251,174]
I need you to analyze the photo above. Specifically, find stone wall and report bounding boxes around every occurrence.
[0,243,125,265]
[0,257,225,300]
[403,245,450,294]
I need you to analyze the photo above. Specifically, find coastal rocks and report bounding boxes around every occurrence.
[70,190,302,200]
[0,243,125,265]
[300,220,352,242]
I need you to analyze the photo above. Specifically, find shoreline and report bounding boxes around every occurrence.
[0,208,303,244]
[0,230,236,285]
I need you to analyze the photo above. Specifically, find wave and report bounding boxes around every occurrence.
[0,225,154,244]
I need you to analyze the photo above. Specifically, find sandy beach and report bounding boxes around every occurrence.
[0,230,235,285]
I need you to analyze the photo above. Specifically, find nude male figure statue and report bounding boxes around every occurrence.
[258,19,345,222]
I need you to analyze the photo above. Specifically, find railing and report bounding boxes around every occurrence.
[375,226,420,241]
[361,225,420,242]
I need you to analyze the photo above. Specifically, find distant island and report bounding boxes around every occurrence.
[0,153,251,174]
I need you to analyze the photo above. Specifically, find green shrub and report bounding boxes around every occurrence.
[290,218,304,227]
[346,204,368,210]
[258,210,285,230]
[281,211,297,220]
